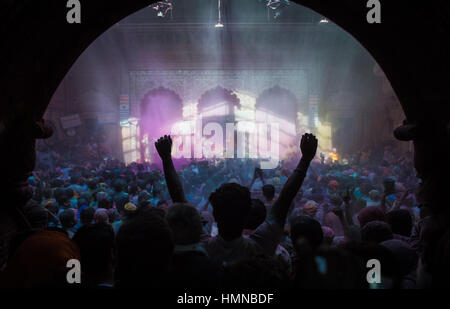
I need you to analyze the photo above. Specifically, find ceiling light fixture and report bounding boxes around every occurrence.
[149,0,173,18]
[264,0,290,19]
[215,0,224,28]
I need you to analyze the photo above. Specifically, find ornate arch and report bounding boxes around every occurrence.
[140,86,183,116]
[256,85,300,122]
[197,86,240,113]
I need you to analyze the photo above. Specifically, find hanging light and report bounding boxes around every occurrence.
[264,0,290,19]
[215,0,224,28]
[319,17,329,23]
[149,0,173,18]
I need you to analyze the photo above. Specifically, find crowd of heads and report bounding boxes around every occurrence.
[1,136,449,289]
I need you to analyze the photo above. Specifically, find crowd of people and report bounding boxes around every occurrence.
[0,132,449,289]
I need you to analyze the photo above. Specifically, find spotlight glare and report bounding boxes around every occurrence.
[319,18,329,23]
[215,23,224,28]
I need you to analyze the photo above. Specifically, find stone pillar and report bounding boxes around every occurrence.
[0,118,53,267]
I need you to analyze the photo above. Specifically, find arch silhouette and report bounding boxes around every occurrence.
[139,86,183,137]
[5,0,444,124]
[197,86,240,113]
[256,85,301,123]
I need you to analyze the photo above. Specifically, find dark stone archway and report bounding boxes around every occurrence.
[0,0,449,270]
[1,0,449,124]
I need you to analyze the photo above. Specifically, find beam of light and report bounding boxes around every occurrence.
[233,90,256,121]
[122,122,140,165]
[315,119,333,156]
[182,101,198,119]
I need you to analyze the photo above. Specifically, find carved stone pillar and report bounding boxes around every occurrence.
[0,118,53,268]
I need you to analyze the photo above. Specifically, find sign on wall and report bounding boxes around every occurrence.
[60,114,81,129]
[97,113,116,124]
[119,94,130,122]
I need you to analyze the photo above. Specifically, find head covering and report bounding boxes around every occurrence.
[124,202,137,214]
[322,226,335,244]
[357,206,386,228]
[402,193,416,207]
[93,208,110,224]
[44,200,56,207]
[0,230,80,288]
[302,200,318,217]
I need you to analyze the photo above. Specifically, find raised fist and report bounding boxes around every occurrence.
[155,135,172,160]
[300,133,318,162]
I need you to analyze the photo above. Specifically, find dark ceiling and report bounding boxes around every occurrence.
[122,0,323,24]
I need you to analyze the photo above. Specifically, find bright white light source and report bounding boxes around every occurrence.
[215,0,224,28]
[319,18,329,23]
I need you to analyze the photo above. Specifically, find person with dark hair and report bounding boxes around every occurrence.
[156,199,170,214]
[166,203,222,287]
[73,206,95,231]
[357,206,386,228]
[115,211,174,287]
[290,215,324,251]
[112,178,129,213]
[154,133,317,265]
[380,239,417,288]
[23,200,49,230]
[53,187,70,209]
[222,254,290,288]
[360,221,393,244]
[386,209,413,240]
[98,195,113,210]
[73,223,115,288]
[262,184,275,205]
[323,195,345,238]
[59,209,77,238]
[244,199,267,234]
[138,190,152,208]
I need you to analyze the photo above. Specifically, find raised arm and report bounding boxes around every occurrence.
[155,135,187,203]
[248,167,259,190]
[332,204,352,241]
[342,187,355,226]
[391,188,410,211]
[269,133,318,227]
[257,167,266,186]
